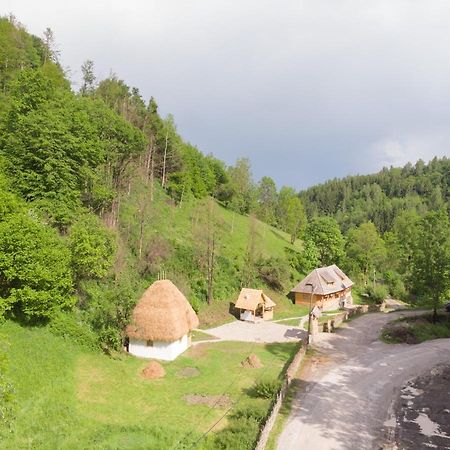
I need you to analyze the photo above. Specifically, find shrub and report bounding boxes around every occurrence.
[209,417,259,449]
[81,277,139,352]
[231,403,268,423]
[384,271,407,300]
[362,284,389,304]
[371,285,389,304]
[69,214,116,280]
[0,212,74,320]
[256,257,290,291]
[48,311,98,350]
[253,378,282,399]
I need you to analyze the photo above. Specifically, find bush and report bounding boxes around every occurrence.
[384,271,407,300]
[69,214,116,280]
[371,285,389,303]
[48,311,98,350]
[253,378,282,399]
[208,417,259,449]
[256,257,290,291]
[362,284,389,304]
[80,277,139,352]
[0,212,74,320]
[231,403,268,423]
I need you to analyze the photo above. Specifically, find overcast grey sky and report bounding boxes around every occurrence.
[3,1,450,189]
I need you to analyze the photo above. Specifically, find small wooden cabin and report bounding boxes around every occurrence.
[235,288,276,322]
[290,264,353,311]
[126,280,199,361]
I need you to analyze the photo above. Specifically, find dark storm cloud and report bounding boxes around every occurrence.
[5,0,450,189]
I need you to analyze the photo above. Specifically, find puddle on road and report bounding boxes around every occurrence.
[413,413,449,438]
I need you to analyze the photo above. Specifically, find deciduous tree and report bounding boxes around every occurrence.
[411,210,450,322]
[304,216,345,266]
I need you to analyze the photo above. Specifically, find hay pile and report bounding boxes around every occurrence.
[142,361,166,379]
[126,279,199,342]
[241,353,263,368]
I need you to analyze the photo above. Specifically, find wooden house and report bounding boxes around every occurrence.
[126,280,199,361]
[290,265,353,311]
[235,288,276,322]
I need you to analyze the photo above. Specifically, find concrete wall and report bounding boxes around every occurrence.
[129,334,189,361]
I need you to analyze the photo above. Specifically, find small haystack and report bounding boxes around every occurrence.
[241,353,263,368]
[142,361,166,379]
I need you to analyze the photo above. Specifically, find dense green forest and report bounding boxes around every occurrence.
[0,14,450,445]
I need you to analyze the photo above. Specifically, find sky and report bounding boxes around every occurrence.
[3,1,450,190]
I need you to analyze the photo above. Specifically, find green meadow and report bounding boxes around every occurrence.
[1,321,297,449]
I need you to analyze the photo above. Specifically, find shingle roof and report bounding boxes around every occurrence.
[290,264,353,295]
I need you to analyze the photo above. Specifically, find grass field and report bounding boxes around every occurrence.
[1,321,297,449]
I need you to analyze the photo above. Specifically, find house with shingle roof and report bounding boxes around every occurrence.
[290,264,353,311]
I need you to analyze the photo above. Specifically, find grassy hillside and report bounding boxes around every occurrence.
[1,321,297,449]
[117,176,304,327]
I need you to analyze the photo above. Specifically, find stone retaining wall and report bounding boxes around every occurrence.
[254,343,307,450]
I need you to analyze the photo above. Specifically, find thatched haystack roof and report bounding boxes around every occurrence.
[291,264,353,295]
[235,288,276,311]
[126,280,199,342]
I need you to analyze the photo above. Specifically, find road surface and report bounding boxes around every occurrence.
[276,311,450,450]
[203,320,306,343]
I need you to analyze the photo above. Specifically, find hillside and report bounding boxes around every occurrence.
[115,176,304,327]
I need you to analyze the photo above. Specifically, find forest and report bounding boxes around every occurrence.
[0,15,450,438]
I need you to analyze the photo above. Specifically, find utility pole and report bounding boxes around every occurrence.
[306,282,315,345]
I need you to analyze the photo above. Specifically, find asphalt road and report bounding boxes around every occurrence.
[276,311,450,450]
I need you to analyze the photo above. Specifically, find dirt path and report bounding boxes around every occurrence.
[276,311,450,450]
[203,320,307,343]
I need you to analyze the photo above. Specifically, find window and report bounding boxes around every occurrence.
[146,340,153,347]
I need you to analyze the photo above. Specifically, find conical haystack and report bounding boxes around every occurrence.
[126,280,199,342]
[241,353,263,368]
[142,361,166,379]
